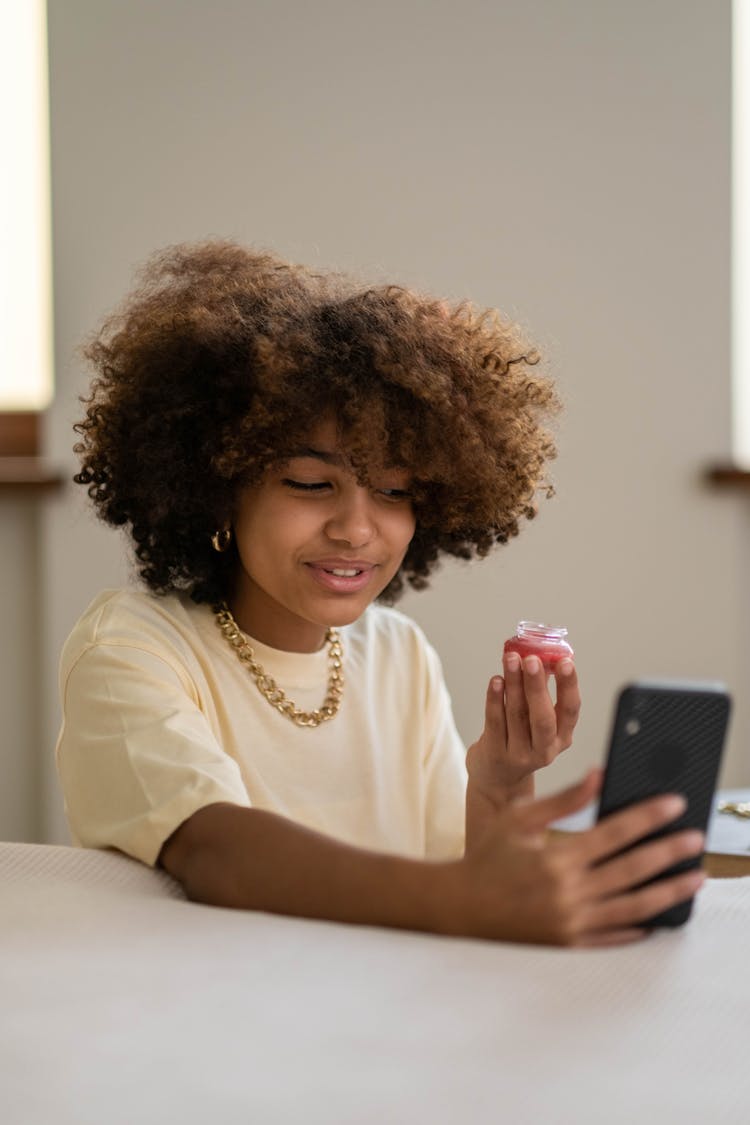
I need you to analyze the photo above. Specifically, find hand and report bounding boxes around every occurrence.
[452,771,706,946]
[466,651,581,803]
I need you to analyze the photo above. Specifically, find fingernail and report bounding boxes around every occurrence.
[524,656,540,675]
[664,794,688,817]
[559,660,574,676]
[491,675,504,694]
[505,652,521,672]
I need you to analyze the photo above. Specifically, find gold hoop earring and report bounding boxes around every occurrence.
[211,528,232,553]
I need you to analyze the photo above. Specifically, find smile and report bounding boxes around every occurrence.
[305,562,376,594]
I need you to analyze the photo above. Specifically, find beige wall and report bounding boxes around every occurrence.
[0,502,42,840]
[2,0,742,843]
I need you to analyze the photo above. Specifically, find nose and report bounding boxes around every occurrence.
[324,486,377,549]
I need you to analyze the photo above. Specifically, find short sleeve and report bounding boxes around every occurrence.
[56,642,251,866]
[419,639,467,860]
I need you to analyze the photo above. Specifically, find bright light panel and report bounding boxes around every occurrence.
[0,0,53,412]
[734,0,750,467]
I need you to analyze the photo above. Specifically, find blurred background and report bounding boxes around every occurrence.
[2,0,746,845]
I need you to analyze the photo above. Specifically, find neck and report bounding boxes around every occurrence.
[225,586,328,654]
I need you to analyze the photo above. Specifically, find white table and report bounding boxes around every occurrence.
[2,840,750,1124]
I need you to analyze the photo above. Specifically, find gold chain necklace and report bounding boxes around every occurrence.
[213,602,344,728]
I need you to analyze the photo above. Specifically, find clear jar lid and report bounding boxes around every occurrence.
[515,621,569,641]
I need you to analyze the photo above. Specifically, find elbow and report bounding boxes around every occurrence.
[158,802,249,909]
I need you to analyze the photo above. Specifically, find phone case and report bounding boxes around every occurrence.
[597,680,731,927]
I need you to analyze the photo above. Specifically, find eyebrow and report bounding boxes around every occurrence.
[285,447,412,477]
[288,446,347,466]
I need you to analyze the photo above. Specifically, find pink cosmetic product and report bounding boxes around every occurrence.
[503,621,574,675]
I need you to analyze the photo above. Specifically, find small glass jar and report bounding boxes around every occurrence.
[503,621,574,675]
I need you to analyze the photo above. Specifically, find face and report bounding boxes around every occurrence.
[228,420,417,652]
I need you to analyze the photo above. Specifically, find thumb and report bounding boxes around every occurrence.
[510,769,602,835]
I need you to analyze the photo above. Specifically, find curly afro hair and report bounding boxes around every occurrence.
[74,239,560,604]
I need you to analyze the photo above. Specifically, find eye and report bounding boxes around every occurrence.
[281,478,331,492]
[377,488,413,502]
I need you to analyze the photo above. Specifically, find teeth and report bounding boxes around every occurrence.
[329,568,360,577]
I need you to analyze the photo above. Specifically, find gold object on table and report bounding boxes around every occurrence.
[717,800,750,819]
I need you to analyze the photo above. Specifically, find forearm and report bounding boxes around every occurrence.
[160,802,458,934]
[465,774,534,853]
[157,783,707,947]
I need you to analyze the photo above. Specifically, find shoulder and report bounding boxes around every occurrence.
[345,604,442,677]
[60,588,213,676]
[343,606,454,725]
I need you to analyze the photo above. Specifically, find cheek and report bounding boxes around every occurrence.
[232,508,282,573]
[391,509,417,553]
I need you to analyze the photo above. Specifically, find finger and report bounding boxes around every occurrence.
[574,793,688,865]
[483,675,508,744]
[503,650,531,746]
[553,659,580,747]
[509,768,603,834]
[585,829,705,900]
[581,868,706,934]
[522,656,559,751]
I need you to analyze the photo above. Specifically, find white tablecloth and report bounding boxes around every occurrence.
[2,842,749,1124]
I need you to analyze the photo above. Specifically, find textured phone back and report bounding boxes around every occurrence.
[599,683,730,829]
[598,682,731,926]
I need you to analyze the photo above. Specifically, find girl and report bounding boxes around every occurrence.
[56,241,704,945]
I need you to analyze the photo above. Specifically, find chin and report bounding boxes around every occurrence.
[314,597,376,629]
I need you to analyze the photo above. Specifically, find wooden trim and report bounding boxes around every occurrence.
[0,457,65,493]
[0,412,40,456]
[703,853,750,878]
[0,413,65,492]
[705,463,750,489]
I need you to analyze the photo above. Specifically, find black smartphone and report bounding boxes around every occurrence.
[596,679,732,927]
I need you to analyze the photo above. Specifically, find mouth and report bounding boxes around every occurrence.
[305,561,377,594]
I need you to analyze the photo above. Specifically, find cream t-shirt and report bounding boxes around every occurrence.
[56,590,468,867]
